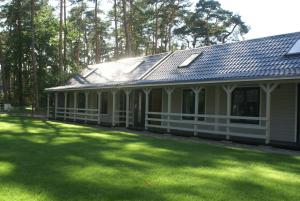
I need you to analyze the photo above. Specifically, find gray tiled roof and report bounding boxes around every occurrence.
[67,52,169,86]
[144,32,300,82]
[46,32,300,91]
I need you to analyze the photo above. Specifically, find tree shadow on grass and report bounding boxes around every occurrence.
[0,115,300,201]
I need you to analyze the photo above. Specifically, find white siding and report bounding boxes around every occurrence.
[270,83,297,142]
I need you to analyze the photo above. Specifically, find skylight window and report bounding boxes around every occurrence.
[178,53,201,68]
[83,67,97,78]
[123,59,144,73]
[287,39,300,55]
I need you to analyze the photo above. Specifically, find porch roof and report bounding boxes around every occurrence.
[46,32,300,92]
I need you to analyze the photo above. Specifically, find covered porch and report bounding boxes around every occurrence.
[47,81,299,145]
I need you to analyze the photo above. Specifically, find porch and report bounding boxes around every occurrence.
[47,82,299,145]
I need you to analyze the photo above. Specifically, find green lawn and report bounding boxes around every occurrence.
[0,115,300,201]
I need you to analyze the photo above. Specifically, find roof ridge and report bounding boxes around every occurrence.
[173,31,300,53]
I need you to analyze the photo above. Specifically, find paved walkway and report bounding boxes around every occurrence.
[2,114,299,156]
[115,128,300,156]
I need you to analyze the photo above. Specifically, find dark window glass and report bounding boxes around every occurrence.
[231,87,260,124]
[182,89,195,120]
[78,93,85,109]
[182,89,206,120]
[119,92,126,111]
[198,89,206,121]
[101,92,108,114]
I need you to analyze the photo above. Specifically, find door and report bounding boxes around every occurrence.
[133,90,145,128]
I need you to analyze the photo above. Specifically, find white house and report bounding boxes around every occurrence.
[46,32,300,149]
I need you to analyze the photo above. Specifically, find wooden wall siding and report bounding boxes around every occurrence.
[270,83,296,142]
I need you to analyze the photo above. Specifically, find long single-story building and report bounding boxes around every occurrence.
[46,32,300,148]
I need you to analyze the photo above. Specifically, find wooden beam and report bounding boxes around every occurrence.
[54,92,58,120]
[97,91,102,125]
[125,89,132,128]
[260,83,279,144]
[73,92,77,122]
[85,92,89,124]
[165,87,174,133]
[192,87,202,136]
[143,88,151,130]
[222,85,236,140]
[47,93,50,119]
[64,92,67,121]
[214,87,220,131]
[112,90,117,127]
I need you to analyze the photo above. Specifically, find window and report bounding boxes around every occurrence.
[77,93,85,109]
[182,89,206,120]
[287,39,300,55]
[178,53,201,68]
[231,87,260,124]
[119,92,126,111]
[101,92,108,114]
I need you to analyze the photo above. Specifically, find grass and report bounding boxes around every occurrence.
[0,114,300,201]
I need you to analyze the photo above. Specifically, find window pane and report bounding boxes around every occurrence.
[101,92,108,114]
[198,89,206,121]
[182,89,195,120]
[231,87,260,124]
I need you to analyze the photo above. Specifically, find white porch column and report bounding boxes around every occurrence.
[64,92,67,121]
[214,87,220,131]
[47,93,50,119]
[165,87,174,133]
[54,92,58,120]
[85,92,89,123]
[222,85,236,140]
[125,89,132,128]
[143,88,151,130]
[112,90,117,127]
[260,83,278,144]
[192,87,202,136]
[73,92,77,121]
[97,91,102,125]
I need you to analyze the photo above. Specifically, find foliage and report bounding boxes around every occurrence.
[0,0,249,109]
[174,0,249,48]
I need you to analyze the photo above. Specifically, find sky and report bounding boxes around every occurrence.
[199,0,300,39]
[51,0,300,40]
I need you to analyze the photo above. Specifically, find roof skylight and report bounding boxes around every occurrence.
[287,39,300,55]
[178,53,201,68]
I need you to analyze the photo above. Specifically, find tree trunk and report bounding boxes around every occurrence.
[94,0,100,63]
[63,0,67,71]
[59,0,63,73]
[113,0,119,58]
[16,0,23,106]
[31,0,38,111]
[122,0,132,56]
[154,2,158,54]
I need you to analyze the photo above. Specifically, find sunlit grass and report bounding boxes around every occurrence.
[0,114,300,201]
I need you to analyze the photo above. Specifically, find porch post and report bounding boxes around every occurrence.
[73,92,77,121]
[143,88,151,130]
[54,92,58,120]
[260,83,278,144]
[85,92,89,123]
[97,91,102,125]
[64,92,67,121]
[214,87,220,131]
[222,85,236,140]
[125,89,132,128]
[192,87,202,136]
[112,89,117,127]
[165,87,174,133]
[47,93,50,119]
